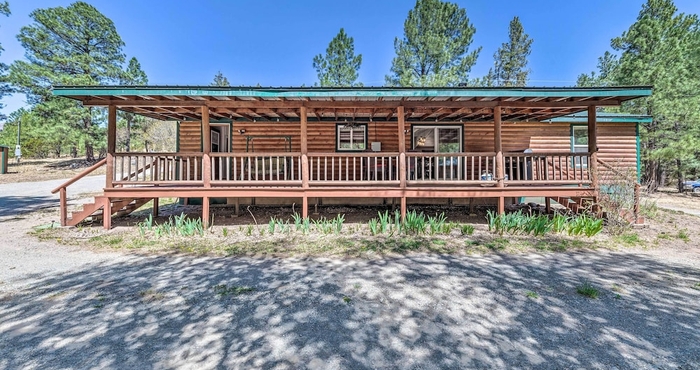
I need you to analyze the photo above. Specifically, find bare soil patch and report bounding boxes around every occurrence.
[0,157,106,184]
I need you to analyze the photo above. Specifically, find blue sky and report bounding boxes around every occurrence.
[2,0,700,117]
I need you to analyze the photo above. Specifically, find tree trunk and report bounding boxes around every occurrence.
[84,109,95,162]
[677,158,684,193]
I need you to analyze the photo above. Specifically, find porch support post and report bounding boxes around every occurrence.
[588,105,599,200]
[202,196,210,227]
[102,197,111,230]
[300,106,309,218]
[106,105,117,189]
[202,106,211,188]
[494,106,505,214]
[152,197,159,217]
[398,106,407,220]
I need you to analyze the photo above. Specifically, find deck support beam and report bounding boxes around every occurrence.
[300,106,309,218]
[202,106,211,223]
[494,106,505,214]
[588,105,599,208]
[102,197,111,230]
[106,105,117,189]
[152,197,159,217]
[398,106,407,220]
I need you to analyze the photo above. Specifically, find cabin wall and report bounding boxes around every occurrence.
[176,120,639,206]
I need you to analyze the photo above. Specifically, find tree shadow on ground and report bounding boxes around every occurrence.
[0,195,57,218]
[1,251,699,369]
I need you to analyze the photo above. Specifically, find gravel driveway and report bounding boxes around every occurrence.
[1,179,700,369]
[0,175,104,218]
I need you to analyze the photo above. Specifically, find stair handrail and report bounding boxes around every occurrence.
[596,157,642,224]
[51,158,107,227]
[51,158,107,194]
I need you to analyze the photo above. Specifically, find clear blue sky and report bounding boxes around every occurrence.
[2,0,700,117]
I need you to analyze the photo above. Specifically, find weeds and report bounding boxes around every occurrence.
[403,210,426,235]
[427,213,447,235]
[576,281,599,299]
[677,229,690,242]
[486,210,603,238]
[525,291,539,299]
[460,224,475,236]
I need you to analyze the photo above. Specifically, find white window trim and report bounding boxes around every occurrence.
[336,123,367,152]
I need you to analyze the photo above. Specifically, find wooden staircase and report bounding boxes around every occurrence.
[66,197,152,226]
[548,196,596,214]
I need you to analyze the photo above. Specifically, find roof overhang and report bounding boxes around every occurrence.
[52,86,653,122]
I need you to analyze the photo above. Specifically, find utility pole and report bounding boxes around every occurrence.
[15,116,22,163]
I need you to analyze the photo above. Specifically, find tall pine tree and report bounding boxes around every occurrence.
[119,57,148,152]
[485,16,533,87]
[211,71,230,87]
[0,1,11,119]
[9,1,126,161]
[579,0,700,191]
[386,0,481,87]
[313,28,362,87]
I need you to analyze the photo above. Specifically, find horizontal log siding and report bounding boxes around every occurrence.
[177,121,202,180]
[178,119,638,189]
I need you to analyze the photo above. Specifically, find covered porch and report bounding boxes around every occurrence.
[51,86,652,228]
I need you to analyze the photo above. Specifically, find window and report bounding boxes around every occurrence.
[336,123,367,151]
[411,125,462,153]
[572,126,588,167]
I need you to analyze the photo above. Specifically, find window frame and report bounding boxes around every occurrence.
[571,125,589,168]
[410,124,464,153]
[335,123,368,152]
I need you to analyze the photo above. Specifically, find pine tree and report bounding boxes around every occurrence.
[211,71,230,87]
[8,1,126,161]
[119,57,148,151]
[580,0,700,191]
[313,28,363,87]
[486,17,533,87]
[0,1,11,120]
[386,0,481,87]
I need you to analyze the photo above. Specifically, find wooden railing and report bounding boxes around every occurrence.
[406,152,497,184]
[503,152,591,184]
[112,152,204,185]
[308,152,400,184]
[51,157,107,226]
[209,152,302,185]
[105,151,595,188]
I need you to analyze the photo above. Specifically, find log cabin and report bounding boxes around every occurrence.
[51,86,652,229]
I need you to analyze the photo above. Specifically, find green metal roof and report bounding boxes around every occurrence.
[545,112,652,123]
[52,85,653,99]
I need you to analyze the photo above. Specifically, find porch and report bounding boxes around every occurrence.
[50,86,652,228]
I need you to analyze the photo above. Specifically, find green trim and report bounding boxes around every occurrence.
[636,122,641,181]
[546,112,652,123]
[53,85,653,98]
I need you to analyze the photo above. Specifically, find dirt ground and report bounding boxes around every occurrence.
[0,157,106,184]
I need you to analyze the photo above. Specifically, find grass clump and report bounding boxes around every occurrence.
[460,224,475,236]
[576,281,600,299]
[525,291,539,299]
[486,210,603,238]
[616,232,642,246]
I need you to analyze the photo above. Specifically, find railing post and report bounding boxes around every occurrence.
[397,106,407,220]
[59,187,67,226]
[494,106,505,214]
[106,105,117,189]
[300,106,309,218]
[202,106,211,188]
[588,105,599,201]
